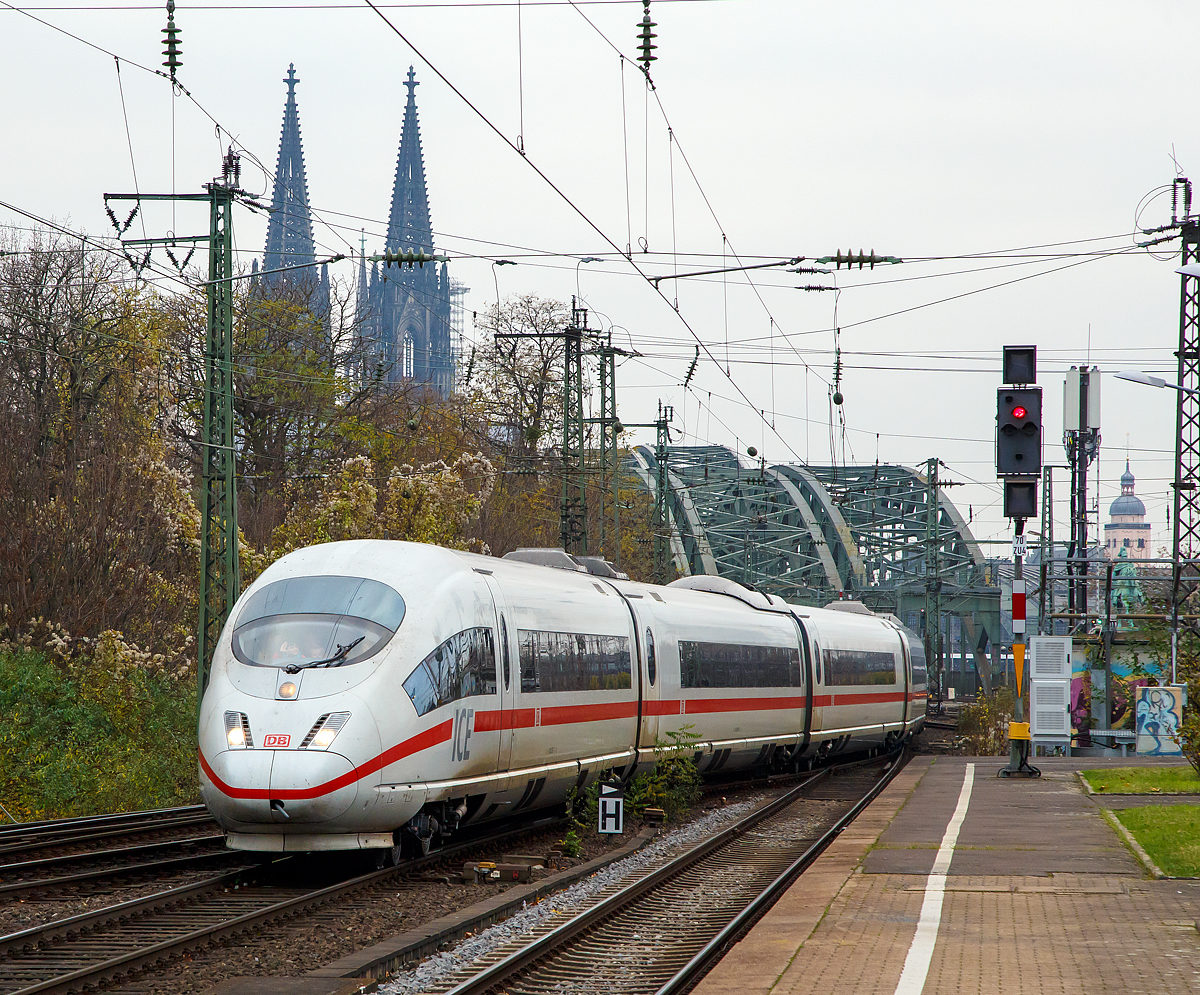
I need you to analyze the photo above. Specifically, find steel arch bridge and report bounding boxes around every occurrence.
[626,445,1002,684]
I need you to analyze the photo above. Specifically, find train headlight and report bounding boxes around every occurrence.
[277,682,298,699]
[303,711,350,751]
[224,710,252,749]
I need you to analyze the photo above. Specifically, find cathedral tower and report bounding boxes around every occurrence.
[363,66,454,395]
[261,65,328,309]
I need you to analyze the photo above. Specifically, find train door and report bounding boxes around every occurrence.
[792,615,814,759]
[897,626,912,737]
[621,598,660,761]
[482,575,514,771]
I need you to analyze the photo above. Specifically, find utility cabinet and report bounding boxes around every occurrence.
[1029,636,1072,753]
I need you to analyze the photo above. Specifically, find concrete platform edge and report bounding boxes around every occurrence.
[307,826,659,980]
[1096,800,1167,879]
[692,755,935,995]
[1076,768,1180,879]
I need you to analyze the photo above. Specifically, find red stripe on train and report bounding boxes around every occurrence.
[474,700,639,731]
[681,695,807,714]
[826,691,908,705]
[199,719,453,800]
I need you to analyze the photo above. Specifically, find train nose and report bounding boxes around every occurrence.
[202,750,360,826]
[268,750,360,823]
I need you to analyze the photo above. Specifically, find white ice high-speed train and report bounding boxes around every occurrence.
[198,540,926,854]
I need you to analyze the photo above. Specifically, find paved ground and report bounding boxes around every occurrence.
[694,755,1200,995]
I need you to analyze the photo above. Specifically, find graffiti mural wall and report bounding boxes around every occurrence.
[1135,686,1185,756]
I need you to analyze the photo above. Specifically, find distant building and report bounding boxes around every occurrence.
[1104,460,1151,560]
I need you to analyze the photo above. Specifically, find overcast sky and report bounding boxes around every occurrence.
[3,0,1194,553]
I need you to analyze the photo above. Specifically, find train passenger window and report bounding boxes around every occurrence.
[500,615,511,690]
[823,648,898,686]
[517,629,632,693]
[403,663,439,717]
[402,627,497,717]
[646,627,657,686]
[812,642,822,685]
[232,576,405,669]
[678,640,801,689]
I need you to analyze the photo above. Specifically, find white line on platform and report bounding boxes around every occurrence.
[892,762,975,995]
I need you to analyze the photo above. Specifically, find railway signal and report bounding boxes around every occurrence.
[997,345,1040,777]
[996,387,1042,477]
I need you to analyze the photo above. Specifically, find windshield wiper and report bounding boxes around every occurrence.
[283,636,366,674]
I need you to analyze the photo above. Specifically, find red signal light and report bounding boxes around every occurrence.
[1012,405,1027,419]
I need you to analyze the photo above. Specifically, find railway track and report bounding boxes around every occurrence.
[402,751,905,995]
[0,808,217,862]
[0,807,228,901]
[0,834,236,900]
[0,813,566,995]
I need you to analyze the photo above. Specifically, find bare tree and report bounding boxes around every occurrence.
[0,234,196,659]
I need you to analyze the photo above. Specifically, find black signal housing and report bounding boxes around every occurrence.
[996,386,1042,476]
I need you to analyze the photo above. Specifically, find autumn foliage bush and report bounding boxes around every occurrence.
[0,646,198,821]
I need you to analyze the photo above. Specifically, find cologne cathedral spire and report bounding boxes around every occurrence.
[361,66,454,395]
[386,67,433,253]
[263,64,316,279]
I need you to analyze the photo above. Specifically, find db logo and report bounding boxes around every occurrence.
[263,734,290,748]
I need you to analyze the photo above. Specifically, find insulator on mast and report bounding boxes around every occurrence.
[637,2,657,75]
[161,0,183,81]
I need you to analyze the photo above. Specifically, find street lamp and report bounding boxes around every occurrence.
[490,259,516,322]
[576,256,604,301]
[1115,370,1200,396]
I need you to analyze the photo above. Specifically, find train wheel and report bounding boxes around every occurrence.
[375,844,403,869]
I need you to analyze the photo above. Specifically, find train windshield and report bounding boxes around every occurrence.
[231,576,405,670]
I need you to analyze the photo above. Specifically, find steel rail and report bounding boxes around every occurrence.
[438,752,903,995]
[0,814,217,859]
[0,847,238,900]
[0,832,226,877]
[1,870,248,956]
[0,807,209,844]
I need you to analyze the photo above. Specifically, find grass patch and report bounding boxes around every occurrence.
[0,647,199,821]
[1115,804,1200,877]
[1082,767,1200,795]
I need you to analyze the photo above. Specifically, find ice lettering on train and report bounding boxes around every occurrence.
[452,707,474,761]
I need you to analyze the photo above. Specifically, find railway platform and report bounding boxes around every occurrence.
[694,754,1200,995]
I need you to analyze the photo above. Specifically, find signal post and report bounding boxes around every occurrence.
[997,346,1042,777]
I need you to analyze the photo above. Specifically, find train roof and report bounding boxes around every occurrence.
[245,540,917,642]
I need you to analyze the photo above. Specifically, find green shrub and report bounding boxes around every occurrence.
[957,688,1018,756]
[626,726,703,822]
[556,827,583,857]
[568,727,703,830]
[0,647,199,821]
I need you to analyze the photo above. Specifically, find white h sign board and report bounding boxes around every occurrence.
[598,782,624,834]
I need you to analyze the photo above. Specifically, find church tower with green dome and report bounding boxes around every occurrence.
[1104,460,1151,560]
